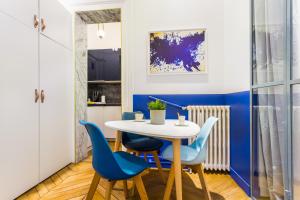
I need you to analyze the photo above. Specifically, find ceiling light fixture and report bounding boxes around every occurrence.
[97,23,105,39]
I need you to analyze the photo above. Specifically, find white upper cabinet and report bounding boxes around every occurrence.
[0,12,39,200]
[39,0,72,49]
[39,35,74,181]
[0,0,38,28]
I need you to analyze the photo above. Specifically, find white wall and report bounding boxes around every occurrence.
[66,0,251,110]
[87,22,121,50]
[223,0,251,93]
[130,0,225,94]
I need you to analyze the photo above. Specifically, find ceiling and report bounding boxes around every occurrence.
[76,9,121,24]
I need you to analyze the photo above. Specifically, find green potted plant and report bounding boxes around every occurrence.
[148,99,167,125]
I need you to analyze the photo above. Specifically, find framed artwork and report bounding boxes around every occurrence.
[148,28,207,75]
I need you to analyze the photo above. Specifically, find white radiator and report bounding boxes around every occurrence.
[187,106,230,171]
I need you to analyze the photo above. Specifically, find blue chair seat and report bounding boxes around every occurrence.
[161,144,205,165]
[123,136,163,152]
[80,120,149,200]
[79,120,148,180]
[161,117,218,166]
[113,151,148,179]
[121,112,166,183]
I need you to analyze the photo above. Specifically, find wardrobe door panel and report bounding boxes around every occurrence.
[0,0,38,28]
[39,0,72,49]
[0,12,39,200]
[39,35,74,181]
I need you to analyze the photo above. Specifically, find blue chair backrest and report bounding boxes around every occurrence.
[190,117,219,152]
[79,120,125,180]
[122,112,144,143]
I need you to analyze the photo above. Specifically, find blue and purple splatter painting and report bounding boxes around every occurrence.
[149,29,207,74]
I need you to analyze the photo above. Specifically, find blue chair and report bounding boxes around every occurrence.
[161,117,218,200]
[120,112,165,183]
[79,120,149,200]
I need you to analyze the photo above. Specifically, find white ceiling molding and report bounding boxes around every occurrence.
[59,0,124,7]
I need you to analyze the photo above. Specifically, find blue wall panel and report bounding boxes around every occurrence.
[133,94,225,119]
[132,92,250,196]
[225,91,251,195]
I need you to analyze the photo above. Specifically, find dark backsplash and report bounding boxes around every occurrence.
[88,83,121,104]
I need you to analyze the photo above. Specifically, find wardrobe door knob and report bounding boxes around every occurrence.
[41,18,46,32]
[41,90,45,103]
[34,89,39,103]
[33,15,39,28]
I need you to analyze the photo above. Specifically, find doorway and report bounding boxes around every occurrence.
[74,8,122,162]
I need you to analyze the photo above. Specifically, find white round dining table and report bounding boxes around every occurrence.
[105,119,201,200]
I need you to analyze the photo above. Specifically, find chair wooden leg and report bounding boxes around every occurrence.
[133,174,148,200]
[163,163,175,200]
[152,151,166,184]
[86,173,101,200]
[105,181,115,200]
[123,180,129,198]
[132,151,141,198]
[130,180,136,197]
[195,164,211,200]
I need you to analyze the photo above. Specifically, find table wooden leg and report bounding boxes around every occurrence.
[114,130,121,152]
[152,151,166,184]
[173,139,182,200]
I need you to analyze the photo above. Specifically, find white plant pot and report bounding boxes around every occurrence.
[150,110,166,125]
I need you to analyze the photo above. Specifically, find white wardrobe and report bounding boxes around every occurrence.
[0,0,74,199]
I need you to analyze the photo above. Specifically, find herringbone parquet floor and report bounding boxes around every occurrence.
[17,147,249,200]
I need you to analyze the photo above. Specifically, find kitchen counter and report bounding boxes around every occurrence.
[88,103,121,107]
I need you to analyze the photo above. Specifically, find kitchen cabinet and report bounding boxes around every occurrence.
[103,106,122,138]
[0,1,73,199]
[87,106,121,147]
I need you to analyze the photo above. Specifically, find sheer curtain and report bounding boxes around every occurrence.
[293,0,300,79]
[293,0,300,199]
[253,0,287,199]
